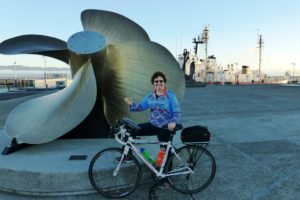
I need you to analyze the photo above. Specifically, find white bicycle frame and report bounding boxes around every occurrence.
[114,125,193,178]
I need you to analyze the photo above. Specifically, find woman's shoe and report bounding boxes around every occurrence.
[157,181,169,190]
[114,156,133,163]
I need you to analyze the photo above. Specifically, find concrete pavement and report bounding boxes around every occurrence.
[0,84,300,199]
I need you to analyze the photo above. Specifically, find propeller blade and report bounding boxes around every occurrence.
[4,60,97,144]
[81,9,150,45]
[92,41,185,125]
[0,35,69,64]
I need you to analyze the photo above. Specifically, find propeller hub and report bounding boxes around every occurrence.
[67,31,106,55]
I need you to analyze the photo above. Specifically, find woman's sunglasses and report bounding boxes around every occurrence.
[154,80,164,83]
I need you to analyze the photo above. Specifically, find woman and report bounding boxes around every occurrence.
[124,71,181,142]
[124,71,181,189]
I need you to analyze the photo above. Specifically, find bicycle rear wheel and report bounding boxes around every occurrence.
[88,147,141,198]
[166,145,216,194]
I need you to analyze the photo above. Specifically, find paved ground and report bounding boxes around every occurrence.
[0,84,300,199]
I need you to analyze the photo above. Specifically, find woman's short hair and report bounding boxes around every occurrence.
[151,71,167,84]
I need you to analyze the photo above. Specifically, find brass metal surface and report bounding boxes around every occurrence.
[0,9,185,144]
[4,60,97,144]
[0,35,69,63]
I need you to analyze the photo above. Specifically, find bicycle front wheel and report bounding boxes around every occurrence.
[166,145,216,194]
[88,147,141,198]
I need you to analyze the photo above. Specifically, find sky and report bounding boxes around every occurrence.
[0,0,299,76]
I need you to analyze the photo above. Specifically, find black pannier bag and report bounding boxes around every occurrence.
[181,125,211,143]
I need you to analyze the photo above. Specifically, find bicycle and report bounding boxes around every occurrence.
[88,117,216,198]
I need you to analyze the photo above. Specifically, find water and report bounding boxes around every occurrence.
[0,87,8,93]
[0,69,71,79]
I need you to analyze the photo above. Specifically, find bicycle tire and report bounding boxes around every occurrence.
[166,145,216,194]
[88,147,141,198]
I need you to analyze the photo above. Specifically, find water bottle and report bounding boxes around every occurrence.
[140,147,155,164]
[156,148,166,167]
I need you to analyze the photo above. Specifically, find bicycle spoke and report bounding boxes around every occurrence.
[89,148,141,198]
[166,145,216,194]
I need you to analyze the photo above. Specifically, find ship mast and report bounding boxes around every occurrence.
[258,34,264,81]
[193,35,203,56]
[203,26,209,70]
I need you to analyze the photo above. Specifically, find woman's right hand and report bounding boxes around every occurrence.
[124,97,133,106]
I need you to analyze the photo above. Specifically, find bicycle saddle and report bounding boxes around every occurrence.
[120,117,141,131]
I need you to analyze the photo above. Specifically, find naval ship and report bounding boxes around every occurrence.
[178,27,289,85]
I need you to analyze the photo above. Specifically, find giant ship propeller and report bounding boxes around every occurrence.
[0,9,185,145]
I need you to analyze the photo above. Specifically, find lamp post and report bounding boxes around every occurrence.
[13,61,16,79]
[65,64,68,87]
[13,61,17,87]
[43,56,48,89]
[291,62,296,82]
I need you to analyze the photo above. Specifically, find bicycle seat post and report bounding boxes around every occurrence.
[168,128,177,142]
